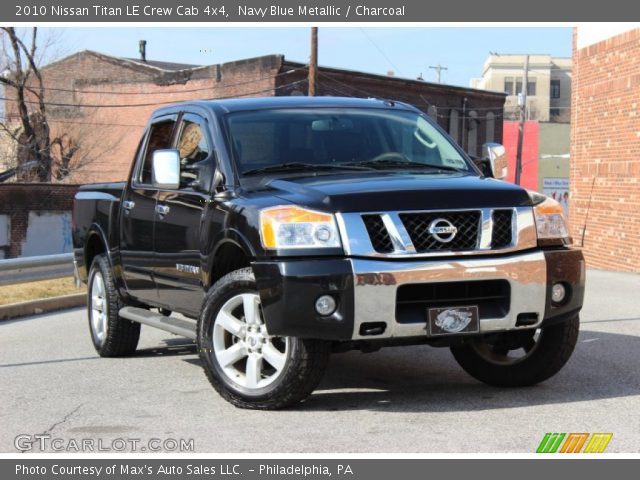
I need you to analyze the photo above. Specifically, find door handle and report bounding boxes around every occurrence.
[123,200,135,210]
[155,204,170,216]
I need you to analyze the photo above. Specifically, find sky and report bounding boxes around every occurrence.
[46,27,573,88]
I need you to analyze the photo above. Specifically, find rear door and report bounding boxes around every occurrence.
[120,115,177,303]
[152,112,215,316]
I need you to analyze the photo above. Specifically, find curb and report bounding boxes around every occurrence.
[0,293,86,321]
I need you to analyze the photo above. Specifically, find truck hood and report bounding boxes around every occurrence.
[261,172,532,213]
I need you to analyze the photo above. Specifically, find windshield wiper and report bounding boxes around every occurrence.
[242,162,375,176]
[344,158,465,173]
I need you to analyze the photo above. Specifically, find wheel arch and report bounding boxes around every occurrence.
[205,231,256,290]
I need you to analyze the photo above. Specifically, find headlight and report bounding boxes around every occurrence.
[259,206,342,249]
[532,195,570,242]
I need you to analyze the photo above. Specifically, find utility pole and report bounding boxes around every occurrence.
[515,54,529,185]
[308,27,318,96]
[428,64,448,83]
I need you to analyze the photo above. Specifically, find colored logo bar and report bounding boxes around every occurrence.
[537,433,612,453]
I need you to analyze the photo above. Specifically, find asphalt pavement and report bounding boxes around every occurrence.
[1,269,639,453]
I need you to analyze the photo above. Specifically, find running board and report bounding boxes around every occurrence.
[118,307,197,340]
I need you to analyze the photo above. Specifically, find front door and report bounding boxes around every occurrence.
[152,113,214,316]
[120,115,177,303]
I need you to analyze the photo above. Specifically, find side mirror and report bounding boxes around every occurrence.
[481,143,508,180]
[152,149,180,189]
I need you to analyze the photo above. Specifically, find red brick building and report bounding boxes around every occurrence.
[3,50,505,183]
[571,27,640,272]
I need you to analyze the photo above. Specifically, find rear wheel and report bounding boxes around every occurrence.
[450,316,579,387]
[88,254,140,357]
[198,268,331,410]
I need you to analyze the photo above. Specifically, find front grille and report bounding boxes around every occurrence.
[400,211,481,252]
[492,209,514,248]
[395,280,511,324]
[362,215,394,253]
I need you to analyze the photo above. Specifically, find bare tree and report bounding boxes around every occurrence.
[0,27,52,181]
[0,27,109,183]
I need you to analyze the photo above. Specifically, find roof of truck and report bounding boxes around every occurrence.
[153,96,419,117]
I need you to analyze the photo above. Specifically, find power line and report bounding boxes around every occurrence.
[2,67,305,96]
[0,79,308,110]
[3,115,145,128]
[358,28,403,76]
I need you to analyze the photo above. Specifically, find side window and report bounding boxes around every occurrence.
[176,116,211,189]
[139,119,176,185]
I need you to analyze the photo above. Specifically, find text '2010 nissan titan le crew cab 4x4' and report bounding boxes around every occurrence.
[73,97,585,409]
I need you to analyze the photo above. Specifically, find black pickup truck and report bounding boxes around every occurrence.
[73,96,584,409]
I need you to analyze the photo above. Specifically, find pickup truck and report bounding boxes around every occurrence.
[73,96,584,410]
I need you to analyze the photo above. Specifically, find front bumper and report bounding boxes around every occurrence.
[253,248,585,342]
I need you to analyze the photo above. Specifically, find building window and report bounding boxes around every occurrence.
[527,79,537,96]
[551,80,561,99]
[515,79,523,96]
[516,78,536,96]
[504,77,514,95]
[550,108,560,117]
[486,112,495,143]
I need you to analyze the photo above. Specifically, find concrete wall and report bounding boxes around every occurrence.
[571,27,640,272]
[538,122,570,191]
[0,184,78,258]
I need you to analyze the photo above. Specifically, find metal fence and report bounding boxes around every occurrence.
[0,253,74,286]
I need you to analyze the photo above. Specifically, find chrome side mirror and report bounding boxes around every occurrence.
[482,143,508,180]
[152,149,180,189]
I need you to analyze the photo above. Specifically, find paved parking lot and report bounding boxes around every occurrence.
[1,269,640,453]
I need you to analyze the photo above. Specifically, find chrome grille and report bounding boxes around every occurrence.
[399,211,481,252]
[362,215,394,253]
[357,208,521,256]
[491,209,514,248]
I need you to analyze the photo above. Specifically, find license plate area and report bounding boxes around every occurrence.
[427,305,480,336]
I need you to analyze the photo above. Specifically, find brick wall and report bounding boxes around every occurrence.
[0,184,78,258]
[571,28,640,272]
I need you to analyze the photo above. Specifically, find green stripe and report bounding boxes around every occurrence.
[536,433,552,453]
[548,433,566,453]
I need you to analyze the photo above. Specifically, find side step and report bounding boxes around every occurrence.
[119,307,197,340]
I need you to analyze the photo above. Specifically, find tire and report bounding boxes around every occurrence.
[87,254,140,357]
[450,315,579,387]
[197,267,331,410]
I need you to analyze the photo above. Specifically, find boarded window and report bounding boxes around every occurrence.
[467,111,478,157]
[449,109,460,144]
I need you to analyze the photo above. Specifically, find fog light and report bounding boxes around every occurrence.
[315,295,337,316]
[551,283,567,304]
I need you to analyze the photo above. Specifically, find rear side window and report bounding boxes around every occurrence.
[138,119,176,185]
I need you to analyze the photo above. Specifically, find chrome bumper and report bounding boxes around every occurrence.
[350,250,547,340]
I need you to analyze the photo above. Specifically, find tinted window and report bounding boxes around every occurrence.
[226,108,470,174]
[139,119,176,184]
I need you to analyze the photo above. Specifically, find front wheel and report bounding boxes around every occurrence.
[197,268,331,410]
[451,315,579,387]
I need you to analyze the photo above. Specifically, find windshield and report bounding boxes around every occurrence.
[225,108,473,175]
